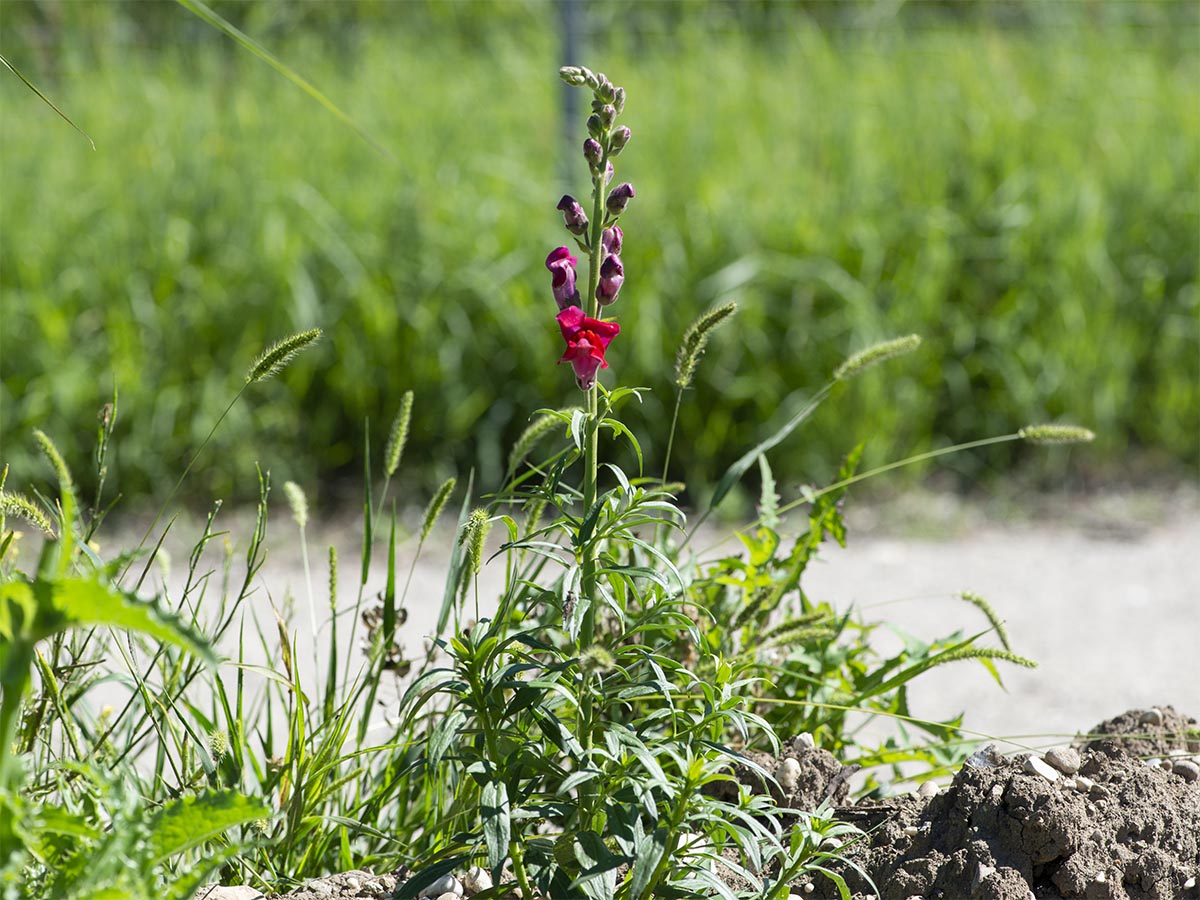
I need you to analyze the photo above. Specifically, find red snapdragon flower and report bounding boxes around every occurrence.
[557,305,620,391]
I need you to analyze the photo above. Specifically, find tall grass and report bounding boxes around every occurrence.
[2,10,1195,502]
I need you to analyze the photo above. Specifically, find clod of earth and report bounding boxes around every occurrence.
[200,707,1200,900]
[800,705,1200,900]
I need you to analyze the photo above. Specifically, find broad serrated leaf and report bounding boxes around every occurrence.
[144,790,269,865]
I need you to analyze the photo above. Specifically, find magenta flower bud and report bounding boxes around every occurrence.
[557,195,589,236]
[606,182,635,216]
[608,126,631,155]
[583,138,603,169]
[597,254,624,306]
[602,225,623,256]
[546,246,581,310]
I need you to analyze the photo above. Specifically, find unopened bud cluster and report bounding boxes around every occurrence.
[546,67,638,391]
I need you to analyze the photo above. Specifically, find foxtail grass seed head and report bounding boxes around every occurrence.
[33,428,74,495]
[462,508,492,577]
[245,328,322,384]
[557,195,589,236]
[834,334,922,382]
[580,645,616,675]
[420,477,456,544]
[960,591,1011,652]
[283,481,308,530]
[384,391,414,479]
[509,409,570,472]
[1018,424,1096,445]
[208,731,228,762]
[675,302,738,390]
[0,491,56,537]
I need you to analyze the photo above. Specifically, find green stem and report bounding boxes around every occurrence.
[119,384,248,585]
[694,433,1023,558]
[578,161,607,658]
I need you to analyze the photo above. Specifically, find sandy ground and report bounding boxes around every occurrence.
[102,485,1199,749]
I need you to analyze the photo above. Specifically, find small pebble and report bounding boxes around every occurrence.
[1060,778,1076,791]
[462,866,493,895]
[1075,775,1095,792]
[1183,875,1196,889]
[903,825,919,836]
[418,875,463,899]
[1024,754,1060,782]
[823,836,843,850]
[917,781,939,799]
[1089,782,1110,799]
[436,894,459,900]
[775,757,802,794]
[1161,759,1177,772]
[971,863,996,890]
[795,732,816,751]
[991,784,1004,800]
[1045,746,1082,775]
[804,885,815,894]
[1139,708,1164,727]
[1095,871,1107,884]
[1172,759,1200,782]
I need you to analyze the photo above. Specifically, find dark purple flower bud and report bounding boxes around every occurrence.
[557,195,589,236]
[606,183,635,217]
[598,104,616,128]
[597,254,624,306]
[602,225,623,256]
[583,138,603,169]
[608,126,631,155]
[546,246,581,310]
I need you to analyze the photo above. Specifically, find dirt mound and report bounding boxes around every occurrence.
[1083,705,1200,759]
[802,707,1200,900]
[219,707,1199,900]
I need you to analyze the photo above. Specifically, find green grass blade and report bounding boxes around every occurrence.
[0,53,95,150]
[173,0,395,161]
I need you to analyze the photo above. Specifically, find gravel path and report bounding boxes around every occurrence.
[113,487,1199,747]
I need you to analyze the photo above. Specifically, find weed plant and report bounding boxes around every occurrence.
[1,8,1192,499]
[0,59,1099,899]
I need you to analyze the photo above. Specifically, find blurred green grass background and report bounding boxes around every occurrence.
[2,1,1197,507]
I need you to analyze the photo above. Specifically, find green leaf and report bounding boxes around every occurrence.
[428,709,465,769]
[706,383,833,515]
[0,576,213,665]
[480,780,511,873]
[629,825,668,899]
[144,790,269,865]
